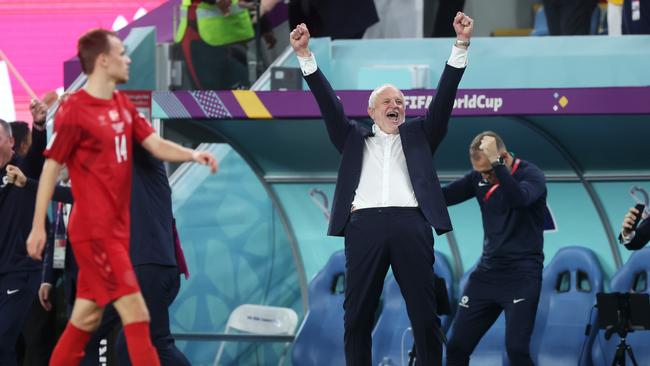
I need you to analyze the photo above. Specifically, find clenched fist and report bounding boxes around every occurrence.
[453,12,474,45]
[290,23,311,57]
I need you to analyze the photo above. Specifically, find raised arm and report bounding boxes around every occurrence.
[493,165,546,208]
[290,23,352,153]
[5,164,73,203]
[19,100,48,178]
[423,13,473,152]
[480,136,546,208]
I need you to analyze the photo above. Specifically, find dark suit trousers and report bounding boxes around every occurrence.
[343,207,441,366]
[117,265,190,366]
[80,265,189,366]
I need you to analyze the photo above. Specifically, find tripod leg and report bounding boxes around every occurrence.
[611,344,626,366]
[625,345,639,366]
[408,343,416,366]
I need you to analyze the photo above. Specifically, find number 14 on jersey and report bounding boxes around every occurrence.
[115,134,128,163]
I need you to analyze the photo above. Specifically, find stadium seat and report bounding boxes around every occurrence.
[532,246,604,366]
[213,304,298,366]
[591,248,650,366]
[292,250,346,366]
[371,251,455,365]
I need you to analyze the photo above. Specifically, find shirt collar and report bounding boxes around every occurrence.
[372,123,399,138]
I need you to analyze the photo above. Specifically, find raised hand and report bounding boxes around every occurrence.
[479,136,499,163]
[453,12,474,42]
[30,99,47,125]
[290,23,311,57]
[5,164,27,187]
[622,206,641,236]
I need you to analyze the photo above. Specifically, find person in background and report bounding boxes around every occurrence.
[10,121,31,157]
[608,0,624,35]
[623,0,650,33]
[443,132,547,366]
[0,99,47,366]
[175,0,255,90]
[288,0,379,39]
[543,0,599,35]
[619,206,650,250]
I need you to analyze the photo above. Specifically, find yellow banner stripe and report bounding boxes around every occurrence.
[232,90,272,119]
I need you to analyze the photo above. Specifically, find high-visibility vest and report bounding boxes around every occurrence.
[175,0,254,46]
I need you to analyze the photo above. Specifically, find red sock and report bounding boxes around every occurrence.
[49,322,92,366]
[123,321,160,366]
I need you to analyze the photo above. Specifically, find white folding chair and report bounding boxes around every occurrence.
[213,304,299,366]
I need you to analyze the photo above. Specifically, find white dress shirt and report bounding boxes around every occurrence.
[297,44,468,210]
[351,123,418,209]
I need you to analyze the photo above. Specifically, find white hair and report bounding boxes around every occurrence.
[368,84,404,108]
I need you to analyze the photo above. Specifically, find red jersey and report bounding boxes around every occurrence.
[45,89,155,242]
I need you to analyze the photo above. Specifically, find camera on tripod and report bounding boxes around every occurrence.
[596,292,650,366]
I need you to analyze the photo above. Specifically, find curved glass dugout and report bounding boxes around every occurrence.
[168,144,302,366]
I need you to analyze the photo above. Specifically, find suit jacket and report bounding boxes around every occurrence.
[304,64,465,237]
[621,218,650,250]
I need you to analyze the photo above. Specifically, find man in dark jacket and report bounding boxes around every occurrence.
[290,12,473,365]
[0,102,47,365]
[443,131,547,366]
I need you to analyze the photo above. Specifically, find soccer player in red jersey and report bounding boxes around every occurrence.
[25,29,217,366]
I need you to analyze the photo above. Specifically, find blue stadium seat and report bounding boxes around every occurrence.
[291,250,346,366]
[532,246,604,366]
[371,251,455,365]
[591,248,650,366]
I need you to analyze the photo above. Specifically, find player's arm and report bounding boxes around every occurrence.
[27,159,62,260]
[140,133,218,173]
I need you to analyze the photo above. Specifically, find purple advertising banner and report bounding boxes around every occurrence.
[152,87,650,120]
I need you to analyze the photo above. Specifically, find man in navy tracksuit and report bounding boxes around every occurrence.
[36,143,191,365]
[443,131,547,366]
[0,115,47,366]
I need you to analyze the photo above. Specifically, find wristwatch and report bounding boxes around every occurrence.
[455,39,470,48]
[491,155,505,168]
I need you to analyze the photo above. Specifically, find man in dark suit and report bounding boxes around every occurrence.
[289,13,473,365]
[620,206,650,250]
